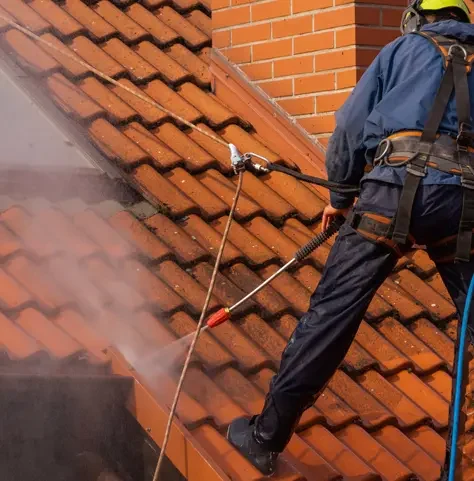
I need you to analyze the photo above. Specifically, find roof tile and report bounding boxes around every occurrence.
[405,249,437,277]
[143,79,202,123]
[29,0,84,38]
[183,366,247,427]
[109,210,172,262]
[223,263,290,317]
[122,122,182,170]
[72,209,133,260]
[54,309,109,362]
[173,0,207,10]
[79,77,139,124]
[408,425,445,464]
[47,73,104,121]
[16,307,83,359]
[179,214,244,265]
[355,321,410,374]
[168,311,234,370]
[425,272,452,302]
[328,370,394,429]
[164,167,232,218]
[91,0,148,44]
[185,9,211,37]
[90,118,151,166]
[145,213,208,265]
[102,38,159,83]
[133,165,198,218]
[0,223,21,260]
[292,265,321,292]
[0,0,51,33]
[134,41,191,84]
[111,78,167,124]
[177,83,237,127]
[3,29,59,74]
[300,425,379,481]
[125,4,179,45]
[0,5,12,31]
[5,256,71,313]
[155,125,215,171]
[314,388,358,428]
[342,341,378,374]
[156,6,209,48]
[336,424,412,481]
[377,279,424,322]
[122,259,185,314]
[0,311,43,360]
[377,317,444,374]
[357,370,429,428]
[391,269,456,320]
[70,35,127,79]
[423,370,451,402]
[212,216,277,266]
[389,370,449,428]
[62,0,117,41]
[39,33,89,77]
[153,260,220,314]
[373,426,441,481]
[132,310,177,348]
[166,43,211,86]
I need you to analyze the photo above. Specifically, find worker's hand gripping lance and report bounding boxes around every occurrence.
[204,144,346,331]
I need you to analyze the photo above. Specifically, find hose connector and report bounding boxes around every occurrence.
[229,144,247,174]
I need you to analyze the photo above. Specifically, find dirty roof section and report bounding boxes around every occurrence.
[0,0,466,480]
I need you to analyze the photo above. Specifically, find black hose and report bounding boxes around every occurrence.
[268,163,360,195]
[294,215,346,261]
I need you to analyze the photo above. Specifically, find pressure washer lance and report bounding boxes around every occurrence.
[203,214,346,331]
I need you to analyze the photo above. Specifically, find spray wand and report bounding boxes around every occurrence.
[204,214,345,330]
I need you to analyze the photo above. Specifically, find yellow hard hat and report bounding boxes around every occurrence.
[401,0,471,34]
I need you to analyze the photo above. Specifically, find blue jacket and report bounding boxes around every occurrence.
[326,20,474,209]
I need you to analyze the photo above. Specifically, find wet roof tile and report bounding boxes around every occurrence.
[0,0,51,33]
[408,425,446,464]
[29,0,84,38]
[0,223,21,260]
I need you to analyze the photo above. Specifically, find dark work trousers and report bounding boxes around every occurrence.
[255,180,474,476]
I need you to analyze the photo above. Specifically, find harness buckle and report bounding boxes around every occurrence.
[374,138,392,164]
[461,178,474,190]
[448,43,468,61]
[406,162,427,177]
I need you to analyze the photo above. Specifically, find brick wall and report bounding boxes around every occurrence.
[213,0,407,144]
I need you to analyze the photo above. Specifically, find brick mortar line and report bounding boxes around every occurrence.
[239,61,367,77]
[256,84,354,96]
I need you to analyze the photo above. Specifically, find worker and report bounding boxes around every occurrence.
[227,0,474,477]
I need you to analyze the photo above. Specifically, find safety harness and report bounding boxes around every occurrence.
[352,30,474,263]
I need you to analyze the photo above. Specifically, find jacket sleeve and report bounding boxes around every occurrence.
[325,52,384,209]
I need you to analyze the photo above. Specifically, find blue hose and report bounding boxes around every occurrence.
[448,275,474,481]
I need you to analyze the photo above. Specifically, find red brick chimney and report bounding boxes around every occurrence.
[212,0,406,145]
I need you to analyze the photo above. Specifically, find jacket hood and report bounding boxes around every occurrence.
[422,20,474,43]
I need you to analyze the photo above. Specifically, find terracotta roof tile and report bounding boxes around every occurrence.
[29,0,84,38]
[39,33,89,77]
[357,370,429,428]
[173,0,208,10]
[342,341,378,374]
[91,0,148,44]
[102,38,159,83]
[133,41,191,84]
[405,249,437,277]
[48,73,105,121]
[300,425,379,481]
[185,9,211,37]
[122,259,185,314]
[389,370,449,428]
[373,426,442,481]
[156,6,209,48]
[145,213,208,265]
[125,4,179,45]
[0,0,51,33]
[79,77,138,124]
[4,29,59,74]
[153,259,221,314]
[212,216,277,266]
[423,370,452,401]
[16,307,83,359]
[314,388,358,428]
[0,223,21,260]
[179,214,244,265]
[336,424,412,481]
[155,125,215,171]
[0,311,44,360]
[377,279,424,322]
[425,272,453,301]
[62,0,117,41]
[109,210,172,262]
[408,425,446,464]
[166,43,211,85]
[377,317,444,374]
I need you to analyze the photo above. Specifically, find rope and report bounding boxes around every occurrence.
[0,14,229,148]
[152,172,244,481]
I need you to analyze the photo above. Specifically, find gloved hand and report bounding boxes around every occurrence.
[322,205,351,231]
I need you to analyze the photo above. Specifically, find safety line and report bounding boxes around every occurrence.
[0,14,229,148]
[152,172,244,481]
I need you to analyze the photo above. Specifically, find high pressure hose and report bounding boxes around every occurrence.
[448,275,474,481]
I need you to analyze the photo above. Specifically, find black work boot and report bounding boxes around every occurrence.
[227,416,279,476]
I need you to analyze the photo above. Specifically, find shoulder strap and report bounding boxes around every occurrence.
[413,31,474,73]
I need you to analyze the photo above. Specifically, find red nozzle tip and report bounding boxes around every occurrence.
[206,308,231,328]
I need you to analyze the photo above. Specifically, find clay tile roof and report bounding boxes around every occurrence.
[0,1,465,480]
